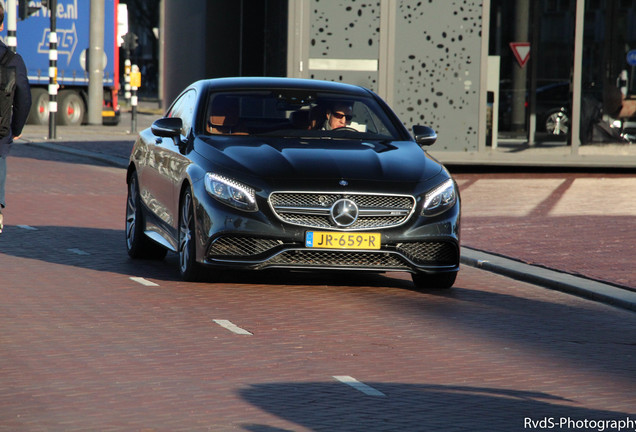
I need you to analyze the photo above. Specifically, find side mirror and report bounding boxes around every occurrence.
[151,117,183,138]
[413,125,437,146]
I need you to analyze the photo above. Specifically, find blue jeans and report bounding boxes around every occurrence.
[0,156,6,209]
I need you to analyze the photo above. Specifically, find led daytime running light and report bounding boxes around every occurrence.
[205,173,257,211]
[423,179,456,215]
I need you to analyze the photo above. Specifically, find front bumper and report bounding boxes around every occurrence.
[205,236,459,273]
[192,180,460,274]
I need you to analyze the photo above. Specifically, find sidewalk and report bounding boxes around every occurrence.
[455,171,636,300]
[16,108,636,311]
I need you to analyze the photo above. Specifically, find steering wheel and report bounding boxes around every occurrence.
[335,126,358,132]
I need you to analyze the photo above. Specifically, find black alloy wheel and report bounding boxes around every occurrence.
[126,172,167,260]
[179,189,203,281]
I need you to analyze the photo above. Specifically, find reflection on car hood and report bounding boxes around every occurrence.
[195,136,441,183]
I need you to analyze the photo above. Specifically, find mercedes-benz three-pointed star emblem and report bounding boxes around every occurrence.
[330,199,358,227]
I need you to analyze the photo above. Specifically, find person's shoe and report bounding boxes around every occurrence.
[0,211,3,234]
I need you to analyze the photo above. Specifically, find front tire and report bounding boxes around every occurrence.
[126,172,167,260]
[179,189,203,281]
[412,271,457,290]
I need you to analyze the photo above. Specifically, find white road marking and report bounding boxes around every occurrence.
[129,277,159,287]
[333,376,386,397]
[213,319,253,335]
[67,248,90,255]
[17,225,37,230]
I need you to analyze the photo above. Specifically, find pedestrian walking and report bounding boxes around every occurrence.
[0,4,32,233]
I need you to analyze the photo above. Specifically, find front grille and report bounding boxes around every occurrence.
[208,236,283,257]
[396,242,458,266]
[269,192,415,230]
[267,250,410,269]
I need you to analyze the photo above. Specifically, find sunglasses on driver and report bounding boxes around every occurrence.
[331,111,353,122]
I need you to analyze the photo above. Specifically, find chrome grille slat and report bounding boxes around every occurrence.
[269,192,415,230]
[358,208,411,217]
[275,206,331,215]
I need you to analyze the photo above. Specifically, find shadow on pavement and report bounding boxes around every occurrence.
[0,225,180,282]
[0,224,423,290]
[239,382,632,431]
[11,141,131,168]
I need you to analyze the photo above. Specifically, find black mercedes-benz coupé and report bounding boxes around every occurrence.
[125,77,460,289]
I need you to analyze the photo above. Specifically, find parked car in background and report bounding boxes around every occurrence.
[499,80,571,136]
[125,77,460,289]
[536,81,571,136]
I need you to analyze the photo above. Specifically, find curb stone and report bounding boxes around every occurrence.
[461,247,636,312]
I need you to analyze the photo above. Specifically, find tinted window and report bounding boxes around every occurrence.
[203,90,402,139]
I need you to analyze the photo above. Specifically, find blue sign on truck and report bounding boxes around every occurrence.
[3,0,121,125]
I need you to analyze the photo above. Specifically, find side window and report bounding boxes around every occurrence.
[166,89,197,136]
[167,96,184,119]
[352,102,389,134]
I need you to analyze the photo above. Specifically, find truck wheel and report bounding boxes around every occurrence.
[57,90,86,126]
[27,88,49,125]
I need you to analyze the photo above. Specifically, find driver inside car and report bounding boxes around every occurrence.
[323,102,353,130]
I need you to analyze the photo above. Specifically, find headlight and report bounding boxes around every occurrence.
[422,179,456,216]
[204,173,258,212]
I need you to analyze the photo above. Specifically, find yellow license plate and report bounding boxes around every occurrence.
[305,231,381,250]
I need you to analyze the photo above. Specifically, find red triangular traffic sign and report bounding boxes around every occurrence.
[510,42,531,68]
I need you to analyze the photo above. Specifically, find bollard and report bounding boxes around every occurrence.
[131,87,137,133]
[48,5,58,140]
[124,59,131,104]
[130,65,141,133]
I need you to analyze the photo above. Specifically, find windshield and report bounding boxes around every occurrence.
[203,90,403,140]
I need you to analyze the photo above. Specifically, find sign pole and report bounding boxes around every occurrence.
[6,0,17,53]
[88,0,105,125]
[48,0,58,140]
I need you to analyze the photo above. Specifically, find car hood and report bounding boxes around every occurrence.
[194,136,442,184]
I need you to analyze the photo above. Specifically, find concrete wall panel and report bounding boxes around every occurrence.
[392,0,483,151]
[300,0,484,152]
[308,1,381,90]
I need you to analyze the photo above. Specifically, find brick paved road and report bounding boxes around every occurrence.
[456,172,636,289]
[20,113,636,290]
[1,144,635,431]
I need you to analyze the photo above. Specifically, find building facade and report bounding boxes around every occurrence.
[158,0,636,167]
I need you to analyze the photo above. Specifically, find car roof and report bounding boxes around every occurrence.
[191,77,374,97]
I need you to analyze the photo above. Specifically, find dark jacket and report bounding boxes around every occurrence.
[0,40,31,157]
